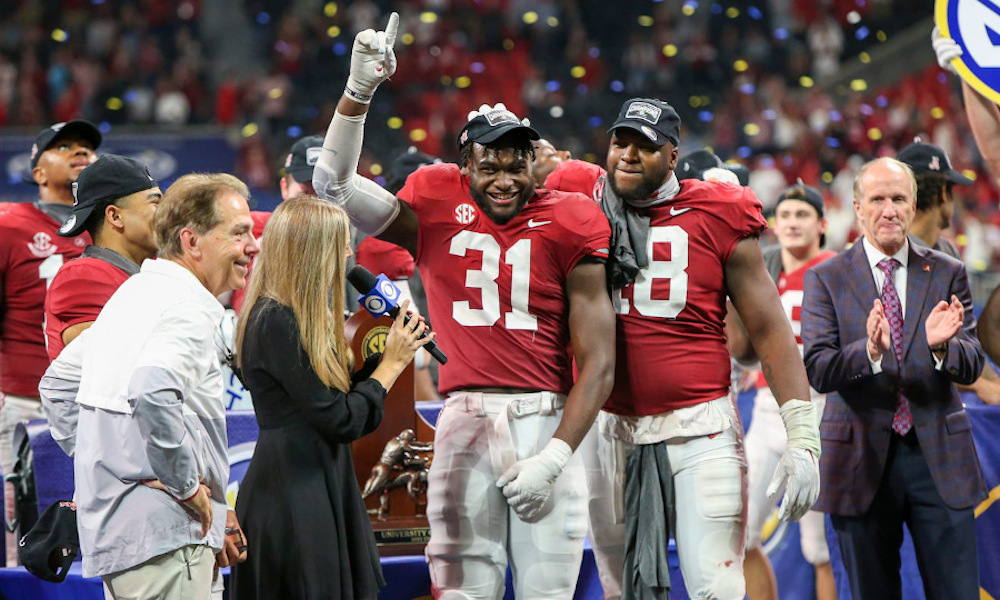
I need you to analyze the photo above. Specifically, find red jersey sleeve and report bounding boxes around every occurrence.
[44,259,129,360]
[546,190,611,272]
[355,237,415,280]
[713,182,767,264]
[543,160,606,200]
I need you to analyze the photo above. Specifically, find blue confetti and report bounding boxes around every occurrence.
[855,26,869,40]
[762,109,777,120]
[98,122,112,134]
[610,80,625,92]
[740,83,756,95]
[774,28,789,40]
[737,146,752,158]
[860,104,874,116]
[829,110,842,121]
[748,6,762,19]
[124,90,137,103]
[287,126,303,138]
[826,137,841,148]
[577,84,589,95]
[698,110,714,122]
[875,95,888,107]
[333,43,347,55]
[589,47,601,58]
[471,62,485,73]
[545,80,561,92]
[711,3,723,15]
[256,12,270,25]
[588,116,603,127]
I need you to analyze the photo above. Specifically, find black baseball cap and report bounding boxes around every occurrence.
[776,181,825,217]
[386,147,439,193]
[676,149,723,180]
[30,120,102,170]
[59,154,158,237]
[18,500,79,583]
[283,135,324,182]
[897,138,973,185]
[608,98,681,148]
[458,105,539,149]
[725,163,750,186]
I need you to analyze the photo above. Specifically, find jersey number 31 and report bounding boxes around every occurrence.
[449,231,537,330]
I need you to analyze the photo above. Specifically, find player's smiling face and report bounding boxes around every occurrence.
[465,143,534,225]
[607,128,677,203]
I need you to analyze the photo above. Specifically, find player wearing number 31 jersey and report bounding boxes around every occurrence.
[313,13,616,600]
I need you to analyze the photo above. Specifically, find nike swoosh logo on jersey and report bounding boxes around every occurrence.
[527,219,551,227]
[669,206,692,216]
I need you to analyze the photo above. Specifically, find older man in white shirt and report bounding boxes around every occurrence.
[40,173,259,600]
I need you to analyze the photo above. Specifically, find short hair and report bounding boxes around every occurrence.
[913,172,953,212]
[84,196,119,240]
[853,157,917,201]
[459,131,536,170]
[154,173,249,259]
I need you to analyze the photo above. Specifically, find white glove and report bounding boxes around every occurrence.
[345,12,399,104]
[932,26,962,75]
[466,103,531,126]
[767,399,821,522]
[496,438,572,523]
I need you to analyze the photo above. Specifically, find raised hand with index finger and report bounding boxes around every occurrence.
[345,12,400,104]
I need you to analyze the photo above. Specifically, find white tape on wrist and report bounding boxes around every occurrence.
[778,399,821,458]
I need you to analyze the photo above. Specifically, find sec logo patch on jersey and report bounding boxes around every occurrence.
[936,0,1000,104]
[454,203,477,224]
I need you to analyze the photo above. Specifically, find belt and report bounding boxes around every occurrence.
[445,391,566,478]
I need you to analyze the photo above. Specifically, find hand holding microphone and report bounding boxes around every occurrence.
[348,265,448,364]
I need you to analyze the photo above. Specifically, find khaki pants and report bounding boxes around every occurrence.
[103,545,214,600]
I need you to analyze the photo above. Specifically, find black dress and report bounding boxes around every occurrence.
[231,300,386,600]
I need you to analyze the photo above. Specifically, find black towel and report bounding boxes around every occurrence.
[623,443,674,600]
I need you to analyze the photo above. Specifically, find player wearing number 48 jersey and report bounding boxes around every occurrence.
[551,99,821,600]
[313,13,615,600]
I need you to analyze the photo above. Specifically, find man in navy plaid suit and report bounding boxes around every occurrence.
[801,157,986,600]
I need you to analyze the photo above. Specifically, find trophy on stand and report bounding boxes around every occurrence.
[347,309,435,556]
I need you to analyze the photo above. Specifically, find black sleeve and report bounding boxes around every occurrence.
[253,304,386,443]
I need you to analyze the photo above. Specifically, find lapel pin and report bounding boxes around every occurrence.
[923,265,930,272]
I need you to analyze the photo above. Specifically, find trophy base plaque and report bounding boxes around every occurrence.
[370,517,431,556]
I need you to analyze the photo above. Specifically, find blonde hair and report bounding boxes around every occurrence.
[155,173,250,259]
[236,195,354,391]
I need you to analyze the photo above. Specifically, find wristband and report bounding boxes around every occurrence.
[345,85,373,104]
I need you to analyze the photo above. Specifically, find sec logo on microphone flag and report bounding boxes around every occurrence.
[936,0,1000,104]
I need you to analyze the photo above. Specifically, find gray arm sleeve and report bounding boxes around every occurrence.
[38,333,87,457]
[129,366,201,501]
[313,110,400,235]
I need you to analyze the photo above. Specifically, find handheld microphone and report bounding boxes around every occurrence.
[347,265,448,364]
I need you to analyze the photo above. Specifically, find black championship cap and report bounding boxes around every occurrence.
[458,105,539,149]
[776,179,825,217]
[897,138,973,185]
[59,154,157,237]
[18,500,79,583]
[30,120,102,170]
[676,149,724,180]
[725,163,750,186]
[283,135,324,182]
[608,98,681,147]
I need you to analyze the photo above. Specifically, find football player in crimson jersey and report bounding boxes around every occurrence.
[550,99,820,600]
[728,183,837,600]
[45,155,162,361]
[313,14,615,599]
[0,120,98,565]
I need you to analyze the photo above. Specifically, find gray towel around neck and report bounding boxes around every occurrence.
[600,176,650,290]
